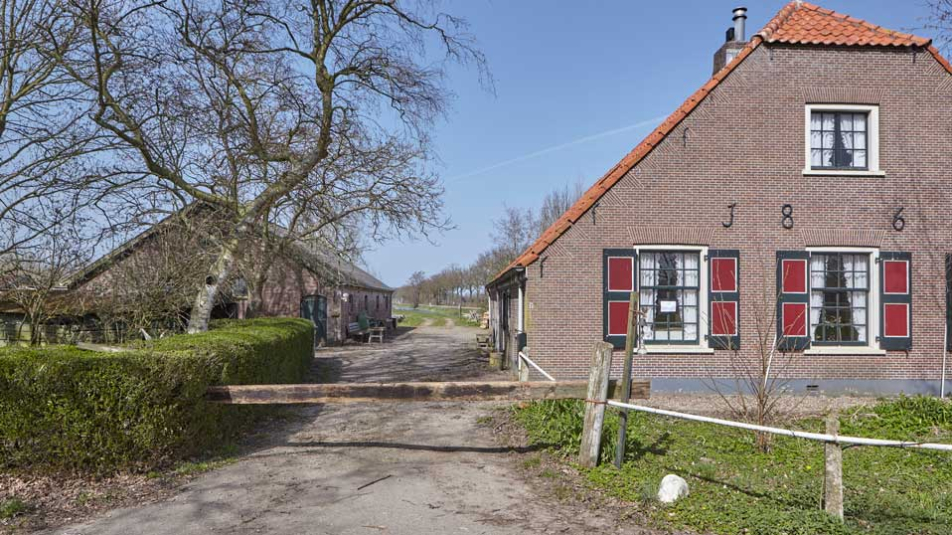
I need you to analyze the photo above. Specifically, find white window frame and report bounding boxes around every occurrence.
[635,245,714,354]
[803,246,885,355]
[803,104,883,177]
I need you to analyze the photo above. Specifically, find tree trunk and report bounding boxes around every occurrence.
[187,235,240,333]
[247,253,275,318]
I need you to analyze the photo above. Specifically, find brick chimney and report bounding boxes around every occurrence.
[713,7,747,74]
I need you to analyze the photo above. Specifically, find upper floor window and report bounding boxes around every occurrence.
[810,112,867,170]
[803,104,880,176]
[639,251,700,343]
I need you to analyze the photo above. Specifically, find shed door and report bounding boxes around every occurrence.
[301,295,328,343]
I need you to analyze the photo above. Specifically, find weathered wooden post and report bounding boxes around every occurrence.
[579,341,613,468]
[823,412,844,520]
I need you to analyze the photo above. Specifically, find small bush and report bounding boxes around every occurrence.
[0,318,313,473]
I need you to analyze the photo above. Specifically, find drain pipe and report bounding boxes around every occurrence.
[942,325,948,398]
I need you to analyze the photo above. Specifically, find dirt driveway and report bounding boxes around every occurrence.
[48,325,655,535]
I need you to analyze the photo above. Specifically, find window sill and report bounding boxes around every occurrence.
[803,346,887,356]
[643,345,715,355]
[801,169,886,177]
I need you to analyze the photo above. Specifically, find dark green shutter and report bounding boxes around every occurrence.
[603,248,637,349]
[879,252,912,351]
[708,249,740,350]
[776,251,811,351]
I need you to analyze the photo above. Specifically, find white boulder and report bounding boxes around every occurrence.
[657,474,689,503]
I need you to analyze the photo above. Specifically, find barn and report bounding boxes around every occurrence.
[487,2,952,395]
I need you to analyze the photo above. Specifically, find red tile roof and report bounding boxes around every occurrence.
[759,2,930,47]
[488,1,952,286]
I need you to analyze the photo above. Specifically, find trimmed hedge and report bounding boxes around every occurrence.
[0,318,314,472]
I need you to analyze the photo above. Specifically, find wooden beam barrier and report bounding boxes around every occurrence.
[206,379,649,405]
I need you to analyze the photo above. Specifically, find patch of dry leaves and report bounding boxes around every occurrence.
[0,471,179,534]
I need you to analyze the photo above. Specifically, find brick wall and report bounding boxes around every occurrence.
[522,44,952,385]
[259,258,392,343]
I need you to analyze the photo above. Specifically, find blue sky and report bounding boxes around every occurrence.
[363,0,933,287]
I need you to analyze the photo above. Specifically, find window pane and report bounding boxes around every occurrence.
[839,114,852,131]
[841,132,853,150]
[822,132,835,149]
[852,292,866,308]
[855,326,867,342]
[854,132,866,150]
[822,150,834,166]
[684,291,698,306]
[685,268,699,287]
[684,304,697,323]
[640,268,654,288]
[811,149,822,167]
[853,113,866,132]
[685,324,697,340]
[822,113,835,130]
[854,150,867,168]
[811,113,821,130]
[853,307,867,325]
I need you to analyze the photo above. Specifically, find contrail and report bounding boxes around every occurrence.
[446,115,667,183]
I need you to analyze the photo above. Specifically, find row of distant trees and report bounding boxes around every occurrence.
[396,182,583,309]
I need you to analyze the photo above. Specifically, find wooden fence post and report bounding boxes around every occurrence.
[823,412,844,520]
[518,348,530,382]
[579,341,614,468]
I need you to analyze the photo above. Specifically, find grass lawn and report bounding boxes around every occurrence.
[394,304,482,328]
[513,396,952,535]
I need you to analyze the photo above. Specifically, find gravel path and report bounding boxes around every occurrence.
[47,326,659,535]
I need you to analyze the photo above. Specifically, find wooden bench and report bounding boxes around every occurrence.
[368,326,385,343]
[347,322,368,342]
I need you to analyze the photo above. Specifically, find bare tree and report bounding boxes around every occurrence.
[705,257,804,452]
[73,209,230,339]
[0,0,116,256]
[56,0,488,332]
[0,206,95,344]
[926,1,952,51]
[406,270,426,308]
[537,181,583,233]
[490,206,537,263]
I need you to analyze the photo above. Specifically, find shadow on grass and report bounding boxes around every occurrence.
[624,431,673,463]
[255,440,554,456]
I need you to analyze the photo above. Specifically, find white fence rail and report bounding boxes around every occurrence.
[577,340,952,520]
[606,400,952,452]
[518,350,556,382]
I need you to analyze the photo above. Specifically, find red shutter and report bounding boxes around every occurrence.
[880,252,911,350]
[709,250,740,349]
[604,249,637,349]
[776,251,810,350]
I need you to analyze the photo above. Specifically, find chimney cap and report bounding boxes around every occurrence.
[732,6,748,20]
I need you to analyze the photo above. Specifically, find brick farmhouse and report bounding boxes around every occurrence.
[51,212,393,345]
[487,2,952,395]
